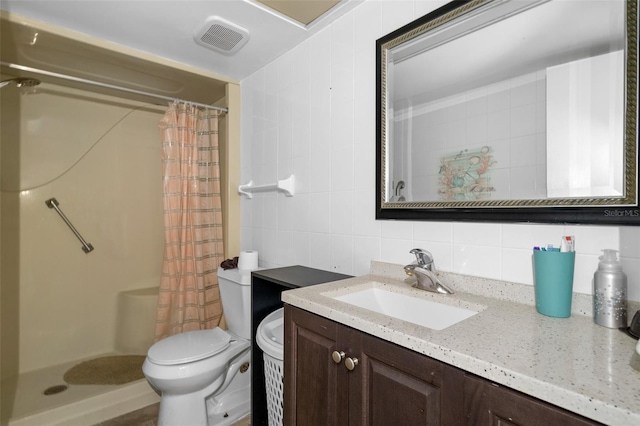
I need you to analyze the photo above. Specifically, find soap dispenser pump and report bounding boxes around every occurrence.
[593,249,627,328]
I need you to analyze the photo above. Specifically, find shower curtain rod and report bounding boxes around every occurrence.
[1,61,228,112]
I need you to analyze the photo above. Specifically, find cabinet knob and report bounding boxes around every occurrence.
[345,357,359,371]
[332,351,345,364]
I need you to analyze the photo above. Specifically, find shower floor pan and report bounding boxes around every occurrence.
[1,352,159,426]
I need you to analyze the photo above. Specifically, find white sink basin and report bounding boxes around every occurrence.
[333,287,478,330]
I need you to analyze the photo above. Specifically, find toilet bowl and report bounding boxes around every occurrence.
[142,267,255,426]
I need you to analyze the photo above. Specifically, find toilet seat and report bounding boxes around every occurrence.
[147,327,231,365]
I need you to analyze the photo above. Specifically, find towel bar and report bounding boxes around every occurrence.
[238,175,295,199]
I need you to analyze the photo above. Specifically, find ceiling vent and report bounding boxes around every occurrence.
[194,17,250,55]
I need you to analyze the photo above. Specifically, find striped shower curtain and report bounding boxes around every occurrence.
[154,102,225,341]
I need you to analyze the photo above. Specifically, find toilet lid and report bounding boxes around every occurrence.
[147,327,231,365]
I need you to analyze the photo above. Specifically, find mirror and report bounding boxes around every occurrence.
[377,0,639,225]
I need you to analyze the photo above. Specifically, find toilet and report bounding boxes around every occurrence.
[143,267,254,426]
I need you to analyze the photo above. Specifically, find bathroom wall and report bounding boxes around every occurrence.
[239,0,640,301]
[1,81,165,374]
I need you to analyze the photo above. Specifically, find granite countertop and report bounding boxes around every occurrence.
[281,262,640,425]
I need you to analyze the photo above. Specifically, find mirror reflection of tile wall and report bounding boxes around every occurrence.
[394,49,623,204]
[394,70,547,202]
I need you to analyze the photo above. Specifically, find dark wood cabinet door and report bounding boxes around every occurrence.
[284,305,349,426]
[464,374,602,426]
[286,305,465,425]
[350,331,465,426]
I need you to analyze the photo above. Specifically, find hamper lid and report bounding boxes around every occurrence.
[256,307,284,360]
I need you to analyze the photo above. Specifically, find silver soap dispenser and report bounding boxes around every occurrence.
[593,249,627,328]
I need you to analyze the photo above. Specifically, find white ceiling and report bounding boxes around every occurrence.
[0,0,362,81]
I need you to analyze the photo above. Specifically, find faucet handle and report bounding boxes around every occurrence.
[410,248,433,267]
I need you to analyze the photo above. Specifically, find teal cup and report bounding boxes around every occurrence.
[533,250,576,318]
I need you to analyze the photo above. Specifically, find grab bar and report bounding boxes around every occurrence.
[45,198,94,253]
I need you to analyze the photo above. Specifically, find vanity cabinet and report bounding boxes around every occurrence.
[284,305,602,426]
[283,304,465,425]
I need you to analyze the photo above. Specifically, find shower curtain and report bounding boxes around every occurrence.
[155,102,225,341]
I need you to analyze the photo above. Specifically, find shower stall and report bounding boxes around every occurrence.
[0,75,167,425]
[0,13,239,426]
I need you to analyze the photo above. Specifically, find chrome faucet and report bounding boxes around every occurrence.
[404,248,454,294]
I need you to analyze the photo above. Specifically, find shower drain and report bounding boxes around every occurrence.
[43,384,68,395]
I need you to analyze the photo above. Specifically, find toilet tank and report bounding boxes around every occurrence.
[217,267,253,340]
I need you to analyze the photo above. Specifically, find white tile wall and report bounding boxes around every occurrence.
[240,0,640,302]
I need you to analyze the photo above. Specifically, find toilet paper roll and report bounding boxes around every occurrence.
[238,250,259,270]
